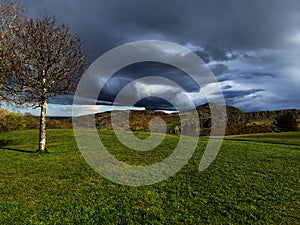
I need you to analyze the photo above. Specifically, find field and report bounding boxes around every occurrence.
[0,129,299,224]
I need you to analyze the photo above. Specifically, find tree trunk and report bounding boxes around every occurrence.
[38,97,47,152]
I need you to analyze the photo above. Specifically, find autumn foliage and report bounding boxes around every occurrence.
[0,108,71,132]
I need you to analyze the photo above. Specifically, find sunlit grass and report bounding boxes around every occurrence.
[225,131,300,145]
[0,129,299,224]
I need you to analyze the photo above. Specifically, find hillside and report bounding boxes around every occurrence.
[3,104,298,135]
[92,103,300,135]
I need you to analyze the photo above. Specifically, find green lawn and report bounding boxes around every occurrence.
[225,132,300,145]
[0,129,299,224]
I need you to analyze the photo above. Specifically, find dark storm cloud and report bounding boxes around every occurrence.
[222,85,232,90]
[209,64,229,76]
[95,61,202,110]
[21,0,300,113]
[24,0,300,59]
[217,71,279,83]
[99,62,200,96]
[222,89,264,100]
[48,95,74,105]
[194,51,210,64]
[249,72,278,79]
[201,44,238,62]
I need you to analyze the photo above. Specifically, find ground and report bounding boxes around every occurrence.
[0,130,299,224]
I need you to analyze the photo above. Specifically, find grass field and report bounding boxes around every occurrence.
[0,129,299,224]
[225,132,300,146]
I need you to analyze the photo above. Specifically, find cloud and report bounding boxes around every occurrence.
[96,61,201,108]
[24,0,300,56]
[18,0,300,114]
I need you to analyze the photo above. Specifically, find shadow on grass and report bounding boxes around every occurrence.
[0,147,35,153]
[0,139,14,147]
[0,139,35,153]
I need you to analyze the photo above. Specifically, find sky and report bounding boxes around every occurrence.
[11,0,300,116]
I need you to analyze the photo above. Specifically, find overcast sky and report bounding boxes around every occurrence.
[15,0,300,116]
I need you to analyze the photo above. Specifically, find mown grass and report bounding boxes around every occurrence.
[225,132,300,145]
[0,129,299,224]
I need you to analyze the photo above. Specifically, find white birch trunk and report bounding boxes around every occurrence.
[39,97,47,151]
[38,71,47,152]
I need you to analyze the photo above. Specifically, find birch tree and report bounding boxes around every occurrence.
[11,15,87,152]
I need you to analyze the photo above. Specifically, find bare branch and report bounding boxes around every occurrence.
[0,0,25,101]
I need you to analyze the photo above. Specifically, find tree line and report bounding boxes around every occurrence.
[0,0,87,152]
[0,108,71,132]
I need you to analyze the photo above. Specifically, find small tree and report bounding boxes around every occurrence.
[274,112,297,132]
[10,15,87,152]
[0,0,25,101]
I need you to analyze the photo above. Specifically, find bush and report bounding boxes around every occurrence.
[0,109,26,132]
[0,109,72,132]
[273,112,298,132]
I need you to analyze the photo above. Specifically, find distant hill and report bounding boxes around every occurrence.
[87,103,300,135]
[4,104,299,135]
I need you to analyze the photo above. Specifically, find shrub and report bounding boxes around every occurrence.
[273,112,297,132]
[0,109,72,132]
[0,108,26,131]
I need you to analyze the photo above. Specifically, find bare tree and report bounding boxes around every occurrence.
[10,15,87,152]
[0,0,25,101]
